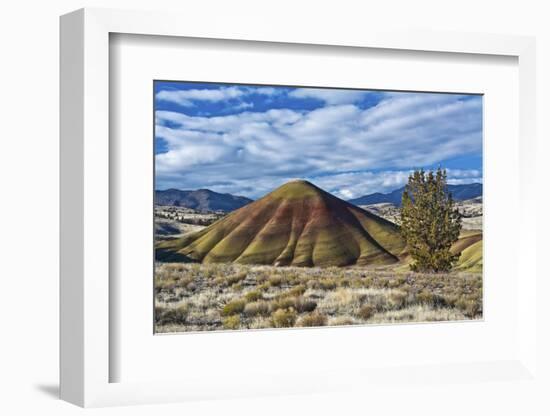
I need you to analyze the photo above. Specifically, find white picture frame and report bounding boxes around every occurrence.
[60,8,539,408]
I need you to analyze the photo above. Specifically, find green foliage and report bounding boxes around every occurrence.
[221,299,246,316]
[400,168,462,272]
[226,271,248,285]
[222,315,241,329]
[319,278,338,290]
[286,284,307,297]
[270,297,296,312]
[244,290,263,302]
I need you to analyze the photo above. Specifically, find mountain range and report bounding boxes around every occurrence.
[347,183,482,207]
[156,180,407,267]
[155,188,253,212]
[155,183,481,212]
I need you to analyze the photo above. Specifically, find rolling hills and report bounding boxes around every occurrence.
[156,180,407,267]
[348,183,482,206]
[359,196,483,230]
[155,188,253,212]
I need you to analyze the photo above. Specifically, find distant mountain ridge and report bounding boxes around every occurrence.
[348,183,482,207]
[155,188,253,212]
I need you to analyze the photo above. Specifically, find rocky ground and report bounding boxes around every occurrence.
[154,206,224,241]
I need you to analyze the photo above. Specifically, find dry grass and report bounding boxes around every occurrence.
[271,308,298,328]
[297,312,328,327]
[155,262,482,333]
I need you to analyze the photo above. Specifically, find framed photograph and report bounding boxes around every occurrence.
[153,80,483,334]
[60,8,539,408]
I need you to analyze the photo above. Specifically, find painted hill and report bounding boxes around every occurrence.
[156,180,407,267]
[348,183,482,207]
[155,188,253,212]
[452,231,483,273]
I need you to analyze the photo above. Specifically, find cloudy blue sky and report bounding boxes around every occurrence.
[155,81,482,200]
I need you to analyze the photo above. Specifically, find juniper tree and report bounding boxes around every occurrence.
[400,168,462,272]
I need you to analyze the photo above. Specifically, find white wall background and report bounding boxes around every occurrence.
[0,1,548,415]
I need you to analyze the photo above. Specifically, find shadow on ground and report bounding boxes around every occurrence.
[35,383,59,399]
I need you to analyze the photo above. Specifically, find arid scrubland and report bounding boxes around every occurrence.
[155,262,482,333]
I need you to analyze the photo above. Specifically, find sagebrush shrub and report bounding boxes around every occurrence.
[271,308,297,328]
[415,290,435,305]
[268,275,284,287]
[270,297,296,312]
[297,312,328,327]
[286,284,307,297]
[329,316,355,326]
[156,304,189,325]
[319,278,338,290]
[455,297,481,318]
[388,291,408,309]
[243,301,270,317]
[226,271,248,286]
[222,315,241,329]
[221,299,246,316]
[356,305,375,320]
[294,297,317,313]
[245,290,262,302]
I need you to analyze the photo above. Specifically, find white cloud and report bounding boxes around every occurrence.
[155,92,482,198]
[248,86,281,96]
[446,169,483,186]
[308,171,411,199]
[288,87,370,104]
[338,189,354,199]
[226,101,254,112]
[309,170,482,199]
[156,86,245,106]
[156,85,282,107]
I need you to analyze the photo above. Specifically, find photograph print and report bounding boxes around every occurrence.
[154,81,483,333]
